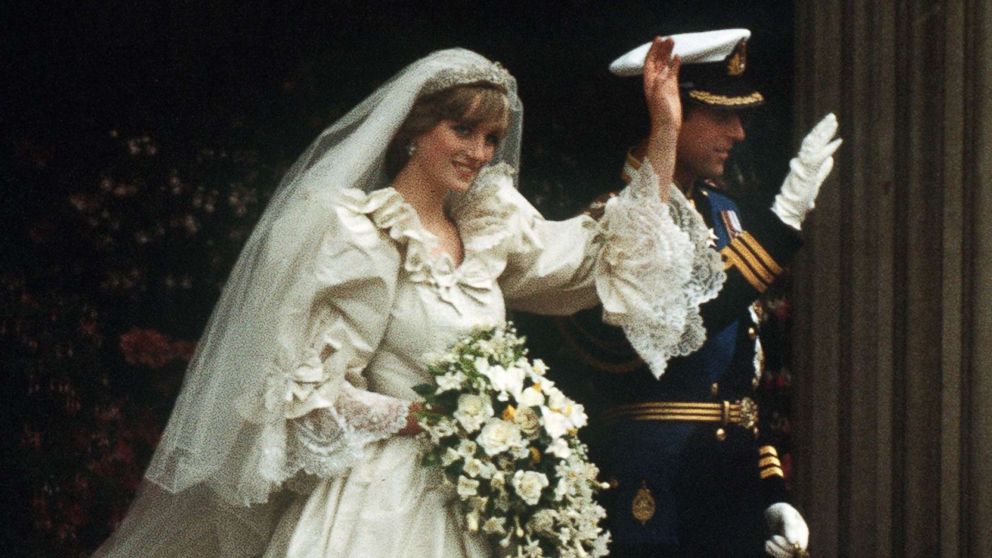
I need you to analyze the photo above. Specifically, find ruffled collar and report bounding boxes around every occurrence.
[337,186,497,308]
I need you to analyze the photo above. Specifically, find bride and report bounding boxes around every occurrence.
[95,40,723,557]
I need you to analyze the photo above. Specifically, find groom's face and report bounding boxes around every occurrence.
[676,106,746,181]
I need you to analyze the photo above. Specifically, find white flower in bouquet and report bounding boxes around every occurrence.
[414,323,610,557]
[453,393,494,432]
[518,385,545,407]
[464,457,497,479]
[567,403,589,430]
[532,358,549,376]
[482,516,507,535]
[457,439,478,459]
[485,364,526,400]
[546,385,569,412]
[457,475,481,498]
[425,418,457,443]
[477,417,524,456]
[511,406,541,437]
[512,470,550,506]
[540,407,571,439]
[546,437,572,459]
[441,447,461,466]
[527,509,559,536]
[436,370,467,393]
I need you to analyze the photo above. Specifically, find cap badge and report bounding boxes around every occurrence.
[727,40,748,76]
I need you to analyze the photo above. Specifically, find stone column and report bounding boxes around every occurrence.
[791,1,992,556]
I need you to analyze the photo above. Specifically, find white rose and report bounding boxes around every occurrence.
[453,393,494,433]
[513,406,541,437]
[477,418,523,456]
[517,385,545,407]
[457,475,480,498]
[512,470,550,506]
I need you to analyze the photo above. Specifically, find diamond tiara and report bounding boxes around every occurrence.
[422,61,514,96]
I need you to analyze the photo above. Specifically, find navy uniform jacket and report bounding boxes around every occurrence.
[518,175,801,554]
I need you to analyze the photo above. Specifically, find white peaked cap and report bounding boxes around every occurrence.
[609,28,752,77]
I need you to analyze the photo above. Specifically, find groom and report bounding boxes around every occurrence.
[525,29,839,557]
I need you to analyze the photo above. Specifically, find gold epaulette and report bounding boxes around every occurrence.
[759,445,785,479]
[720,231,784,293]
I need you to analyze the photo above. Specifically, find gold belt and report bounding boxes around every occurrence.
[601,398,759,432]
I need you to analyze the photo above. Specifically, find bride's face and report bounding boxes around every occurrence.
[411,98,505,194]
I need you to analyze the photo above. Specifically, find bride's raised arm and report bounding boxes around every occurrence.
[489,38,724,377]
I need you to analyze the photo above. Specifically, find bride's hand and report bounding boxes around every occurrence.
[399,402,424,436]
[642,37,682,200]
[643,36,682,136]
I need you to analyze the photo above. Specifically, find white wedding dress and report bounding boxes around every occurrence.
[93,49,724,558]
[257,164,709,557]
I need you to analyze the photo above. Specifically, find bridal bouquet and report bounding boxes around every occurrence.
[414,323,611,558]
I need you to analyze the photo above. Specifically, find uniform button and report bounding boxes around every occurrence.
[748,326,758,341]
[715,428,727,441]
[608,478,620,490]
[710,382,719,396]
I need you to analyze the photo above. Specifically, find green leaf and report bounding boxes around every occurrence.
[422,452,440,467]
[412,383,435,397]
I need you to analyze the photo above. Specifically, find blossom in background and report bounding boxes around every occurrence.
[119,327,195,369]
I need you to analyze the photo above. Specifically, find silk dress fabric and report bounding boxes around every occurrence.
[260,166,692,557]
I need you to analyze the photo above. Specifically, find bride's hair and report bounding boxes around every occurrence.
[384,83,510,178]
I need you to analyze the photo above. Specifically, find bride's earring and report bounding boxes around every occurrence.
[406,142,417,157]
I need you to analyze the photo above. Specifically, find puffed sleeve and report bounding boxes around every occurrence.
[455,162,725,378]
[244,188,411,485]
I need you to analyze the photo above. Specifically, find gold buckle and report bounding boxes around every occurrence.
[737,397,758,431]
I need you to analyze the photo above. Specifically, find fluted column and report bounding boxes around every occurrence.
[791,1,992,556]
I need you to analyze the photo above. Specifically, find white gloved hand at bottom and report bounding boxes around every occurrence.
[764,502,810,557]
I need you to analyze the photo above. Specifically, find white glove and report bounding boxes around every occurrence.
[764,502,810,558]
[771,113,843,230]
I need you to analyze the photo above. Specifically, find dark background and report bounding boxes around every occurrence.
[1,2,794,556]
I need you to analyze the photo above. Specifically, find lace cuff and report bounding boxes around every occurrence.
[596,160,726,378]
[289,382,409,479]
